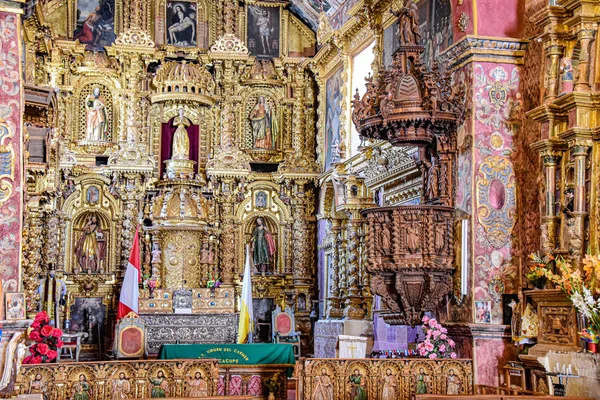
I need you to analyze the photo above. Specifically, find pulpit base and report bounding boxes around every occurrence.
[141,313,238,355]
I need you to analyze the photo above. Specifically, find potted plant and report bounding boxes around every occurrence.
[265,372,281,400]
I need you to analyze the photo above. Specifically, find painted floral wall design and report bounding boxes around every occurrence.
[0,12,22,291]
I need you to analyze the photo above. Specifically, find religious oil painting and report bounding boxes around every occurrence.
[74,0,116,51]
[417,0,453,69]
[166,1,198,47]
[5,292,25,321]
[247,5,280,58]
[70,297,106,345]
[475,300,492,324]
[324,67,343,169]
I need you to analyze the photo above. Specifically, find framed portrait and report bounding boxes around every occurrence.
[166,1,198,47]
[5,292,26,321]
[86,186,100,204]
[324,66,344,169]
[246,5,281,58]
[474,300,492,324]
[74,0,117,51]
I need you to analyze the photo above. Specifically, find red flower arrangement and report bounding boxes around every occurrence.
[23,311,63,364]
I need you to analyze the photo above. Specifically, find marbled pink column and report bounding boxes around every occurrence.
[0,10,23,292]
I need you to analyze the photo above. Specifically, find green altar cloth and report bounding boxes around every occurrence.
[158,343,295,371]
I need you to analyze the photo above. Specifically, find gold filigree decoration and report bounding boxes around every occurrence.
[209,33,249,56]
[113,28,156,48]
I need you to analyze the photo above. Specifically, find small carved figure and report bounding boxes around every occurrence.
[381,368,397,400]
[416,368,429,394]
[392,2,421,45]
[29,374,48,400]
[425,160,439,200]
[434,224,445,252]
[149,371,170,398]
[71,374,91,400]
[348,369,367,400]
[381,223,392,254]
[151,243,162,264]
[406,221,420,253]
[187,372,208,397]
[111,372,131,399]
[560,57,573,94]
[446,369,462,394]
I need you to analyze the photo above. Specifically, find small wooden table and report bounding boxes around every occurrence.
[57,332,88,362]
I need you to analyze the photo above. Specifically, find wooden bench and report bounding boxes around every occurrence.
[416,396,594,400]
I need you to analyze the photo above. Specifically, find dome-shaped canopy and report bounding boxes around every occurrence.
[151,61,216,105]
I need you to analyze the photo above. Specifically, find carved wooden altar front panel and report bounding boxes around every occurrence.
[16,359,219,399]
[298,358,473,400]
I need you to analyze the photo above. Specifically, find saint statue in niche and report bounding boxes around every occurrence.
[446,369,462,395]
[111,372,131,399]
[71,374,91,400]
[381,368,398,400]
[149,371,170,398]
[187,372,208,397]
[85,87,108,141]
[415,368,429,394]
[171,108,191,160]
[74,214,106,273]
[348,370,367,400]
[249,96,278,149]
[251,217,276,273]
[312,369,333,400]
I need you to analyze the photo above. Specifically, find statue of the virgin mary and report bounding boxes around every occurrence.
[171,108,191,160]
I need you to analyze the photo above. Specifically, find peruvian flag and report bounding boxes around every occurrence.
[117,226,141,319]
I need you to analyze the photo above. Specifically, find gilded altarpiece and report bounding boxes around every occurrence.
[21,0,318,355]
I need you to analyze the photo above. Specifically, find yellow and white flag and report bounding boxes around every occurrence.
[237,245,254,343]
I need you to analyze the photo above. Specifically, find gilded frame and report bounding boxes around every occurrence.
[68,0,123,43]
[244,1,285,59]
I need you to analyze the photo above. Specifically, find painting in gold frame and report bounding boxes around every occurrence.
[5,292,26,321]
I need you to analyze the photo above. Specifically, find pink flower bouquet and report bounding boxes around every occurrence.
[416,316,457,359]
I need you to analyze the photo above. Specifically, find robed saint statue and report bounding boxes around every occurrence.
[251,217,276,273]
[171,108,192,160]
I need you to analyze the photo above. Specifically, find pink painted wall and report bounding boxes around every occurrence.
[476,0,525,38]
[0,11,23,292]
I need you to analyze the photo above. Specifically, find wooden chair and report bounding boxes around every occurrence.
[114,312,145,359]
[57,332,88,362]
[271,306,300,359]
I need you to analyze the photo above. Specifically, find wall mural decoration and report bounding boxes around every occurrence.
[324,67,343,169]
[417,0,453,68]
[74,0,116,51]
[247,5,280,58]
[472,63,522,323]
[0,12,22,292]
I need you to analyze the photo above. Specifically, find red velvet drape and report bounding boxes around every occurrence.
[160,118,200,176]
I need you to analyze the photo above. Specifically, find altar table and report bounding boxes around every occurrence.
[158,343,296,367]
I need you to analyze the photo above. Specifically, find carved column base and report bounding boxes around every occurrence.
[343,295,365,320]
[327,297,344,319]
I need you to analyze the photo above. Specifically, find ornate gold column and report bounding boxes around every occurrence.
[544,44,563,102]
[541,151,562,253]
[344,209,365,320]
[326,220,343,319]
[217,188,236,285]
[569,143,590,259]
[574,28,595,92]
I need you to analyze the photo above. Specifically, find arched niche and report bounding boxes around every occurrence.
[71,76,121,145]
[236,182,292,275]
[149,104,214,178]
[62,174,120,274]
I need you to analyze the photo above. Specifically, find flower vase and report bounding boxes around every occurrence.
[149,287,155,299]
[588,342,598,353]
[268,392,275,400]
